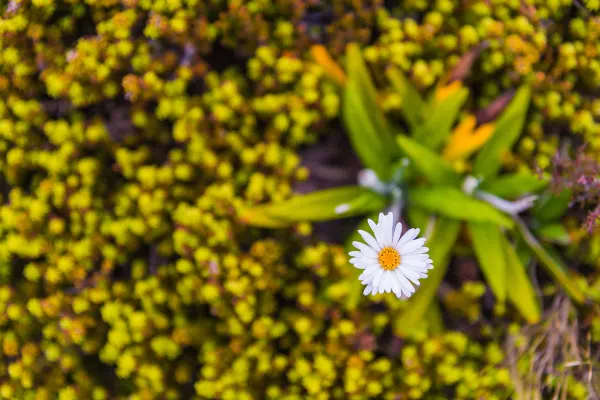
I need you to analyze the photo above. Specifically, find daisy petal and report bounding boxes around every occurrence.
[372,269,384,292]
[384,213,394,246]
[396,228,419,250]
[359,267,378,281]
[401,254,430,262]
[381,275,389,294]
[395,270,415,295]
[392,222,402,246]
[349,257,377,265]
[368,218,386,249]
[391,278,402,298]
[358,230,381,251]
[379,212,390,245]
[400,238,427,254]
[386,274,394,293]
[400,267,421,285]
[402,247,430,256]
[393,272,406,297]
[352,242,378,258]
[351,261,378,270]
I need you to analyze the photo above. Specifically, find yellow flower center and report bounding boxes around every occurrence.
[378,247,401,271]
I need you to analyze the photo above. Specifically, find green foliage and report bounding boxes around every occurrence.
[343,44,398,180]
[533,190,573,222]
[479,173,549,200]
[395,218,461,337]
[502,236,541,324]
[469,223,507,303]
[342,80,393,180]
[535,223,571,245]
[246,35,590,329]
[514,218,587,304]
[396,135,461,186]
[386,67,425,130]
[413,83,469,150]
[241,186,386,227]
[473,86,532,180]
[408,187,514,228]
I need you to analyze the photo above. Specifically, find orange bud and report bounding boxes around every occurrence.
[434,80,462,103]
[443,115,495,161]
[310,45,347,86]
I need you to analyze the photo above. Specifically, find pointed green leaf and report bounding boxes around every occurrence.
[239,211,290,228]
[241,186,387,227]
[535,223,571,245]
[345,44,380,120]
[396,218,461,337]
[479,172,549,200]
[386,67,424,130]
[515,236,533,267]
[533,189,572,222]
[413,85,469,149]
[502,235,541,324]
[473,85,532,180]
[514,217,586,304]
[407,300,444,336]
[426,300,444,334]
[408,187,514,228]
[397,135,461,186]
[343,79,390,180]
[469,222,507,302]
[345,44,399,158]
[405,207,431,234]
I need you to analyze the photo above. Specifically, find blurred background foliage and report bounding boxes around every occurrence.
[0,0,599,399]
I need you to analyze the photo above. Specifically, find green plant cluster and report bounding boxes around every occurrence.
[0,0,598,399]
[366,4,600,170]
[245,43,592,333]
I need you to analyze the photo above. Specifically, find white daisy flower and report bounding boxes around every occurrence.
[348,212,433,299]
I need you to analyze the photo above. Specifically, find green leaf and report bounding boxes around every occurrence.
[238,211,291,228]
[535,223,571,245]
[413,85,469,150]
[515,236,533,267]
[386,67,424,130]
[242,186,387,227]
[395,218,461,338]
[479,172,549,200]
[426,301,444,334]
[473,85,532,180]
[469,222,507,303]
[397,135,461,186]
[345,44,399,159]
[425,301,444,335]
[514,217,586,304]
[343,80,390,179]
[408,187,514,228]
[533,189,572,222]
[410,300,444,335]
[344,212,381,253]
[502,235,541,324]
[405,207,431,234]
